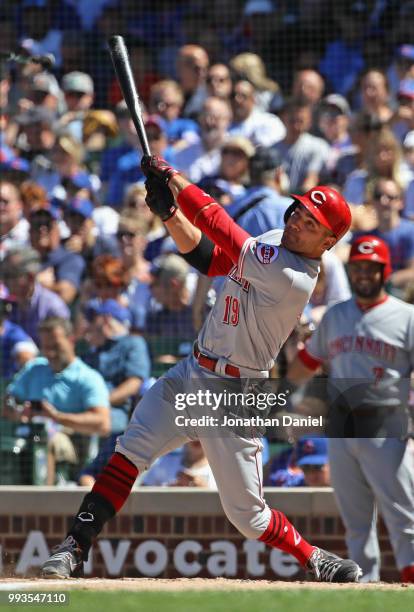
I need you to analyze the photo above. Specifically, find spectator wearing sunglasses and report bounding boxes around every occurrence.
[58,71,95,142]
[62,197,118,273]
[206,64,232,101]
[28,72,62,114]
[82,298,151,440]
[105,116,175,208]
[116,212,153,331]
[354,178,414,292]
[149,80,199,147]
[318,95,353,182]
[229,79,285,148]
[176,44,209,120]
[2,247,70,345]
[28,208,85,305]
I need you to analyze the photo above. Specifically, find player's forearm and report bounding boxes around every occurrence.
[164,209,202,253]
[169,175,250,263]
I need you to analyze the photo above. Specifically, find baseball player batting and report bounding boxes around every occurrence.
[286,235,414,582]
[41,156,361,582]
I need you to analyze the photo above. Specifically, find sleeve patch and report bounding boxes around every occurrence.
[255,243,279,264]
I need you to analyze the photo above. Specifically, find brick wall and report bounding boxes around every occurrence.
[0,487,399,581]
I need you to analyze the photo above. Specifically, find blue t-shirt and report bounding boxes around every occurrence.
[42,246,85,289]
[83,335,151,432]
[7,357,109,413]
[83,335,151,400]
[9,283,70,346]
[354,220,414,271]
[164,118,199,144]
[226,186,291,236]
[106,146,175,207]
[100,142,134,183]
[145,306,196,341]
[319,40,364,96]
[0,320,34,380]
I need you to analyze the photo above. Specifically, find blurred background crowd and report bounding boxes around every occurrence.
[0,0,414,489]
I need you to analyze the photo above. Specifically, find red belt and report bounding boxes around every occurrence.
[193,345,241,377]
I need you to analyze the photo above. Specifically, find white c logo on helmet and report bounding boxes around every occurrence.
[310,190,327,207]
[357,241,375,254]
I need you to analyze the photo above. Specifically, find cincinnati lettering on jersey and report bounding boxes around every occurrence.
[328,335,397,363]
[228,265,251,292]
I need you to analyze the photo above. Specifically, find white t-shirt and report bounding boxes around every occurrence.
[229,108,286,147]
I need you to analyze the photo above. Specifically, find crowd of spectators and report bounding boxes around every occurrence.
[1,0,414,487]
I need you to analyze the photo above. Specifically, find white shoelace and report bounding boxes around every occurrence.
[318,558,342,582]
[49,535,80,566]
[311,549,342,582]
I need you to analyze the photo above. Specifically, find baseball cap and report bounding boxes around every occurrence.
[222,136,255,158]
[145,115,166,132]
[3,247,41,276]
[249,147,282,174]
[198,176,234,199]
[296,437,328,467]
[65,197,94,219]
[397,44,414,63]
[150,254,189,284]
[403,130,414,149]
[320,94,350,117]
[29,207,59,223]
[62,71,94,95]
[84,299,131,326]
[398,79,414,100]
[31,73,61,97]
[244,0,275,16]
[66,171,95,191]
[15,106,56,127]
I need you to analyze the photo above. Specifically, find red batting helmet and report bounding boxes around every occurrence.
[283,186,352,241]
[348,235,392,280]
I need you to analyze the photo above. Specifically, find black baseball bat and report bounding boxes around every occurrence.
[107,35,151,156]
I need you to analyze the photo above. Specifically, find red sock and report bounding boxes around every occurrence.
[92,452,138,512]
[401,565,414,583]
[259,509,315,566]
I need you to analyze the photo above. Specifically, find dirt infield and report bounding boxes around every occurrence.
[0,578,412,591]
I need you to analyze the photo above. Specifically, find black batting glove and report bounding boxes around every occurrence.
[141,155,179,185]
[145,176,177,222]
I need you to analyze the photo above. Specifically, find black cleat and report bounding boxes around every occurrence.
[307,547,362,582]
[41,535,84,579]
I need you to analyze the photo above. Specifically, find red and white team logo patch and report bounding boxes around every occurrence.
[255,243,279,264]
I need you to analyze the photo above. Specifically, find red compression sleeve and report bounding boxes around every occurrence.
[207,245,234,277]
[177,184,251,264]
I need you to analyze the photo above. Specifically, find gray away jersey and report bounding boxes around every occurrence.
[198,230,320,373]
[306,296,414,406]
